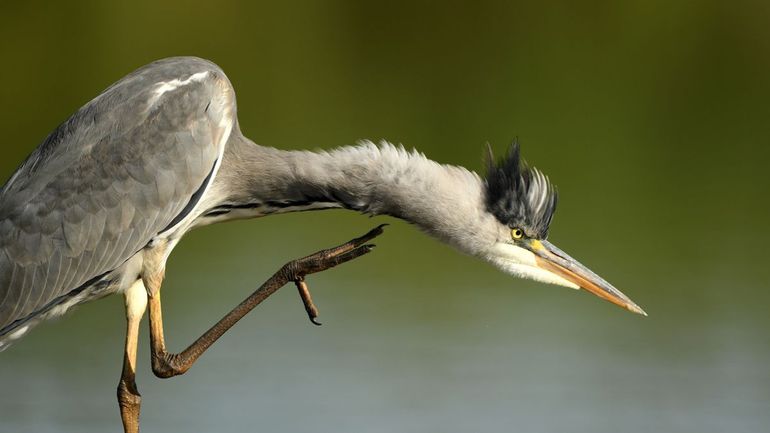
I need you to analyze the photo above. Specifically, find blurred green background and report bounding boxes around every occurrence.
[1,1,769,432]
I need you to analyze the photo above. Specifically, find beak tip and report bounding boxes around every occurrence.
[626,303,648,317]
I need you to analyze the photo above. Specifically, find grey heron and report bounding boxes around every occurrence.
[0,56,645,433]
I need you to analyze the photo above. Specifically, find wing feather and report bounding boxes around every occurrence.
[0,57,235,334]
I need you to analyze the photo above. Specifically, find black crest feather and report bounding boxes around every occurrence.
[484,140,558,239]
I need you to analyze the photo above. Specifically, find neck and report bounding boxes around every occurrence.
[204,134,496,255]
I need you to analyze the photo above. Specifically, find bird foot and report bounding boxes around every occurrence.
[289,225,387,324]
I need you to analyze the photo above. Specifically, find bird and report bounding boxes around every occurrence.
[0,56,645,433]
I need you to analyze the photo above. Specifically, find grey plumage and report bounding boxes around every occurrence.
[0,56,642,351]
[0,57,234,343]
[209,141,496,256]
[1,56,491,346]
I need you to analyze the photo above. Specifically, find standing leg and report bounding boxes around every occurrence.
[146,225,385,378]
[117,280,148,433]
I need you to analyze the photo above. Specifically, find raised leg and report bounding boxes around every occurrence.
[146,225,385,378]
[117,280,148,433]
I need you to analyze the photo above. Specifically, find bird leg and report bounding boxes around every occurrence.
[117,280,148,433]
[147,224,386,379]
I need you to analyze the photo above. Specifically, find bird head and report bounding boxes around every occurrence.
[480,142,646,315]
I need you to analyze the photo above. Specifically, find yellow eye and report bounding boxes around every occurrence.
[511,228,524,239]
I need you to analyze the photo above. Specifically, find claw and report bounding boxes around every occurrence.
[371,223,388,234]
[361,224,387,242]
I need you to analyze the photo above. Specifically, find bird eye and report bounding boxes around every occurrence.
[511,228,524,240]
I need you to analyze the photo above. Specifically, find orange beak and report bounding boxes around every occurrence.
[528,239,647,316]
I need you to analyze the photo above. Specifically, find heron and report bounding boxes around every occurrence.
[0,56,645,433]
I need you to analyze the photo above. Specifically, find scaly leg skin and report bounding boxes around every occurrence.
[117,281,148,433]
[147,224,385,379]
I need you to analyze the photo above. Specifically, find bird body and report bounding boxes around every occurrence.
[0,56,644,432]
[0,57,236,347]
[0,56,506,347]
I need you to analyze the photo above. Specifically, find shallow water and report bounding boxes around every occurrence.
[2,214,768,433]
[1,2,769,432]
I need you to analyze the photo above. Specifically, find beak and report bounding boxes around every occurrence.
[526,239,647,316]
